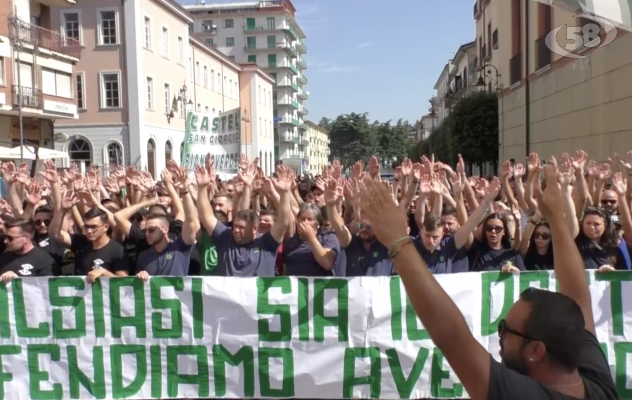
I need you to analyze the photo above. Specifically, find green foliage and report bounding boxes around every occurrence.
[326,113,414,170]
[408,91,499,168]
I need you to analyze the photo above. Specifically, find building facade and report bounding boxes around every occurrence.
[477,0,632,163]
[0,0,82,155]
[430,61,453,128]
[47,0,272,177]
[183,0,308,171]
[304,120,329,176]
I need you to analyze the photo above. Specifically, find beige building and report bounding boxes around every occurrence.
[476,0,632,163]
[0,0,82,154]
[304,120,329,176]
[47,0,273,177]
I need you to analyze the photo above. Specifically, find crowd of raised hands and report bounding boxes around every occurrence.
[0,147,631,283]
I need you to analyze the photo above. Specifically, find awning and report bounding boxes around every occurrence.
[531,0,632,31]
[0,146,69,161]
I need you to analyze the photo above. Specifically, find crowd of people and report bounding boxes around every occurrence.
[0,149,623,398]
[0,150,630,281]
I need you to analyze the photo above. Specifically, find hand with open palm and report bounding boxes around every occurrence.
[360,177,408,249]
[271,165,292,193]
[324,179,341,207]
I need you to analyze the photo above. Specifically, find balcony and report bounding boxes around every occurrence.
[296,41,306,54]
[509,52,522,86]
[474,2,481,19]
[243,24,282,33]
[536,34,552,71]
[296,58,307,70]
[289,64,299,75]
[292,119,300,127]
[280,43,297,58]
[12,86,43,110]
[300,136,310,145]
[291,100,299,110]
[276,80,299,92]
[8,16,82,60]
[291,82,299,92]
[297,89,309,100]
[284,26,298,41]
[297,74,308,85]
[279,117,295,125]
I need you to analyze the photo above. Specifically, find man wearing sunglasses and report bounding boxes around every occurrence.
[0,220,55,283]
[31,206,66,275]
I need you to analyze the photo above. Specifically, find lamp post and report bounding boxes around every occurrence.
[168,83,193,123]
[475,63,501,92]
[476,64,504,174]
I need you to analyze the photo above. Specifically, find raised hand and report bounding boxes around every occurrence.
[612,172,627,196]
[15,163,28,184]
[0,161,17,183]
[456,154,465,175]
[513,163,525,179]
[419,174,432,196]
[324,179,341,206]
[271,165,292,193]
[539,157,564,220]
[501,160,513,180]
[451,174,464,195]
[483,177,501,202]
[429,174,443,194]
[38,160,58,184]
[558,160,575,187]
[60,191,79,210]
[527,152,541,174]
[598,163,611,181]
[352,161,364,179]
[25,179,42,205]
[400,158,413,176]
[359,176,408,248]
[368,155,380,178]
[194,165,211,187]
[238,161,257,186]
[620,151,632,172]
[331,160,342,179]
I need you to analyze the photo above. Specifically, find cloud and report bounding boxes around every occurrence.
[319,65,359,73]
[357,42,373,48]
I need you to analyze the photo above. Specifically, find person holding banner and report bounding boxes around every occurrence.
[0,220,55,282]
[358,159,617,399]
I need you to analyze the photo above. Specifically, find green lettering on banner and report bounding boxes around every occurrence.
[313,279,349,342]
[481,272,513,336]
[166,346,209,398]
[110,278,146,338]
[0,285,9,338]
[257,278,291,342]
[342,347,381,399]
[600,343,608,363]
[406,296,430,340]
[596,271,632,336]
[212,345,255,397]
[14,280,49,338]
[386,347,430,398]
[298,278,310,341]
[150,345,162,398]
[389,277,403,341]
[67,345,105,399]
[0,346,21,399]
[519,271,550,293]
[191,278,204,339]
[614,342,632,398]
[150,277,184,338]
[430,348,463,398]
[258,347,295,398]
[110,345,146,399]
[27,344,62,400]
[555,271,592,293]
[91,280,105,338]
[49,278,87,339]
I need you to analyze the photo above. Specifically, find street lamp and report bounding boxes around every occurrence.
[476,63,502,92]
[167,83,193,123]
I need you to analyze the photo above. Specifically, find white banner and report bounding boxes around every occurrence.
[0,272,629,399]
[181,109,241,174]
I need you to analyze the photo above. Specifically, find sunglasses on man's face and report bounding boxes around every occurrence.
[485,225,503,233]
[4,234,25,242]
[84,224,103,232]
[145,226,162,235]
[533,232,551,240]
[34,219,51,227]
[601,200,617,206]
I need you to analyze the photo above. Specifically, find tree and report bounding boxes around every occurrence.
[318,117,332,131]
[327,113,378,170]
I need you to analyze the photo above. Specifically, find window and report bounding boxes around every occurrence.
[205,38,214,46]
[161,26,169,58]
[146,77,153,110]
[203,20,214,32]
[164,83,171,114]
[62,11,81,42]
[229,79,232,98]
[107,142,123,165]
[195,62,200,84]
[205,106,209,113]
[101,72,121,108]
[189,57,193,82]
[267,17,275,30]
[203,66,208,87]
[248,55,257,63]
[217,73,221,91]
[211,69,215,91]
[76,72,85,109]
[247,36,256,49]
[69,139,91,163]
[165,141,172,162]
[224,19,234,28]
[42,68,72,98]
[98,9,118,45]
[147,139,156,179]
[177,36,184,64]
[197,103,201,112]
[226,37,235,47]
[144,16,151,49]
[223,76,227,95]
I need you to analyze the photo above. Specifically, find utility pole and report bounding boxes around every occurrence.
[9,14,26,163]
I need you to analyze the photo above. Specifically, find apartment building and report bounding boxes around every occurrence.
[304,120,329,176]
[47,0,272,177]
[183,0,309,172]
[477,0,632,162]
[0,0,82,153]
[430,61,453,128]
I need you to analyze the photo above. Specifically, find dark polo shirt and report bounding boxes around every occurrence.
[414,235,469,274]
[136,236,193,276]
[344,236,394,277]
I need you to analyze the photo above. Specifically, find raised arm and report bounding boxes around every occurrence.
[195,156,218,235]
[541,159,595,334]
[360,178,492,400]
[49,191,79,248]
[325,179,352,248]
[453,178,501,250]
[269,166,293,243]
[173,166,199,245]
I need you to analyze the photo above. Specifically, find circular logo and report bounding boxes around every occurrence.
[166,253,173,260]
[253,247,260,253]
[439,256,445,262]
[372,252,379,257]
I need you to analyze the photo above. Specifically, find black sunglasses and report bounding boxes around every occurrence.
[34,219,51,226]
[601,200,617,205]
[485,225,503,233]
[533,232,551,240]
[498,319,536,341]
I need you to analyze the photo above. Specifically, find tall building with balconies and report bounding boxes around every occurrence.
[0,0,82,153]
[183,0,309,172]
[304,120,328,176]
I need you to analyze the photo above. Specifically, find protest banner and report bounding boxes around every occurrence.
[181,109,241,175]
[0,271,630,399]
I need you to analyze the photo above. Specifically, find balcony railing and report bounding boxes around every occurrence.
[509,52,522,86]
[536,34,552,70]
[12,86,43,109]
[291,100,299,109]
[8,16,82,59]
[290,64,299,75]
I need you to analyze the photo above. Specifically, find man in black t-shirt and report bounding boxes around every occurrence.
[31,206,66,275]
[0,220,54,282]
[51,200,129,282]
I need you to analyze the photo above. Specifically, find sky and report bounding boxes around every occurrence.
[178,0,476,124]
